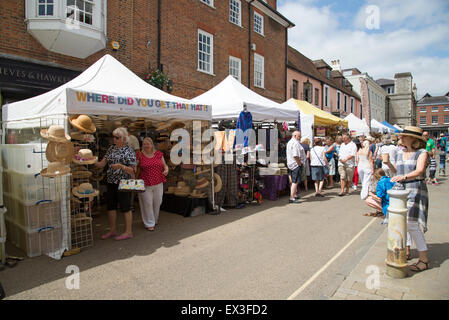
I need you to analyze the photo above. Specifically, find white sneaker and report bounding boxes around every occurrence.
[353,185,357,191]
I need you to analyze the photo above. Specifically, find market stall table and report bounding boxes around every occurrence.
[161,194,214,217]
[259,175,290,201]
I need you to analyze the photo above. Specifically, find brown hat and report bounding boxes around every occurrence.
[46,141,75,164]
[41,162,71,177]
[190,189,207,198]
[40,125,71,143]
[69,114,96,133]
[398,126,427,143]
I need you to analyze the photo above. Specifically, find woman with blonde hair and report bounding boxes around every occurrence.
[96,127,137,240]
[137,137,169,231]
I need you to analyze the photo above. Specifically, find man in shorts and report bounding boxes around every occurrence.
[287,131,305,203]
[338,134,357,196]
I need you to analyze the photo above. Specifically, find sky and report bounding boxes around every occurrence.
[276,0,449,98]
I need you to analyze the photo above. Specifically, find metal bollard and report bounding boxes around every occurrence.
[385,183,410,278]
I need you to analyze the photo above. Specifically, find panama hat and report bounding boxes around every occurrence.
[45,141,75,164]
[40,125,71,143]
[41,162,71,177]
[69,114,96,133]
[190,189,207,198]
[398,126,427,143]
[72,149,98,165]
[72,183,99,199]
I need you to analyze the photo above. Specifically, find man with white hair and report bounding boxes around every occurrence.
[287,131,306,203]
[338,134,357,196]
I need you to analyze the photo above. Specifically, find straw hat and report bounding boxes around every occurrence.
[174,181,191,197]
[169,121,185,132]
[72,170,93,179]
[157,140,172,151]
[72,183,99,199]
[398,126,427,143]
[40,125,71,143]
[194,167,210,175]
[195,177,210,189]
[70,132,95,142]
[72,149,98,165]
[190,189,207,198]
[213,173,222,193]
[165,186,176,194]
[156,122,171,132]
[46,141,75,164]
[69,114,96,133]
[40,162,71,177]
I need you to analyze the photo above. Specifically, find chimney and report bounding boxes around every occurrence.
[413,83,418,100]
[331,59,341,72]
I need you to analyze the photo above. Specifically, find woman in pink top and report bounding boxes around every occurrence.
[137,137,168,231]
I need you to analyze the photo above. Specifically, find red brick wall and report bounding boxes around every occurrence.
[1,0,287,103]
[418,104,449,126]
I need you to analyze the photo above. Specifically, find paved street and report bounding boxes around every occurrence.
[1,177,448,300]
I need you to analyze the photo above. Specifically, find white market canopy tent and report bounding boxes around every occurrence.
[191,75,297,122]
[371,118,394,133]
[344,113,370,136]
[2,54,211,128]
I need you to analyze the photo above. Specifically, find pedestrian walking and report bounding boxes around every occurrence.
[324,137,336,188]
[337,134,357,196]
[426,151,438,185]
[300,138,311,192]
[310,138,328,197]
[387,126,430,272]
[357,140,374,200]
[287,131,305,203]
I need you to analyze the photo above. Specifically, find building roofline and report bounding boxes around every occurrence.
[250,0,295,28]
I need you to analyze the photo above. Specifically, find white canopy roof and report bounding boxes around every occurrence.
[344,113,370,136]
[191,75,297,121]
[371,118,394,133]
[2,54,211,126]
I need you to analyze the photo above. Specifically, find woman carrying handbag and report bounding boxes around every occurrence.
[310,139,329,197]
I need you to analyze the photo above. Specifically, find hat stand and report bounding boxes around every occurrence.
[69,128,96,250]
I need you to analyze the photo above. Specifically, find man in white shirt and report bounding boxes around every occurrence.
[287,131,306,203]
[338,134,357,196]
[380,135,397,177]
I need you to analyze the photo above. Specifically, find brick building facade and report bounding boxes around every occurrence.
[417,92,449,137]
[0,0,293,108]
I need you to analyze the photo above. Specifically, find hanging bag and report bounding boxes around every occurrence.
[118,166,145,192]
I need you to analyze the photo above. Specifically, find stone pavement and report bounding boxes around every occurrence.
[329,178,449,300]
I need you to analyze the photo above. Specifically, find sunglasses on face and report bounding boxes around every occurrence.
[113,136,121,139]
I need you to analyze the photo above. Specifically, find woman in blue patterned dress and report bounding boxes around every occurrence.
[385,126,430,272]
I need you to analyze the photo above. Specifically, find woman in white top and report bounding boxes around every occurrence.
[310,139,328,197]
[357,140,374,200]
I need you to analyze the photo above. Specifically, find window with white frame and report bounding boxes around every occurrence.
[444,106,449,112]
[344,95,348,112]
[432,106,439,112]
[444,115,449,124]
[337,91,341,110]
[254,53,264,88]
[66,0,93,25]
[198,29,213,74]
[324,85,329,107]
[420,116,426,125]
[351,98,354,114]
[229,56,241,82]
[38,0,54,16]
[420,107,426,112]
[200,0,214,7]
[229,0,241,26]
[254,12,264,35]
[432,116,438,124]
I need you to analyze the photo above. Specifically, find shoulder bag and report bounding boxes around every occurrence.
[118,166,145,193]
[313,147,329,176]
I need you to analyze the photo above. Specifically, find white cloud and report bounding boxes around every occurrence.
[279,0,449,97]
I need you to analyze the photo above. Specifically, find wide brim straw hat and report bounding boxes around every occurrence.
[398,126,427,143]
[72,183,99,199]
[165,186,176,194]
[72,156,98,165]
[41,162,71,177]
[195,178,210,189]
[46,141,75,164]
[190,190,207,198]
[156,122,171,132]
[169,121,185,132]
[71,170,93,179]
[70,132,95,142]
[213,173,222,193]
[72,149,98,165]
[40,125,71,143]
[174,191,190,197]
[69,114,96,133]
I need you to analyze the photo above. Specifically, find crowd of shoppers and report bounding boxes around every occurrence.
[286,127,447,273]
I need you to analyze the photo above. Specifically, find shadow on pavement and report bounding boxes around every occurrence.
[409,242,449,274]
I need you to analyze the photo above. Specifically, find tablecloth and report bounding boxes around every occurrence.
[259,175,289,201]
[161,194,214,217]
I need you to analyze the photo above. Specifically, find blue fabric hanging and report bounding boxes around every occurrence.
[235,111,253,148]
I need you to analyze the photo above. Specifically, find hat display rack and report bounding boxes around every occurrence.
[69,114,99,250]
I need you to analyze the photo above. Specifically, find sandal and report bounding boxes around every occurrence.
[101,231,117,240]
[409,260,430,272]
